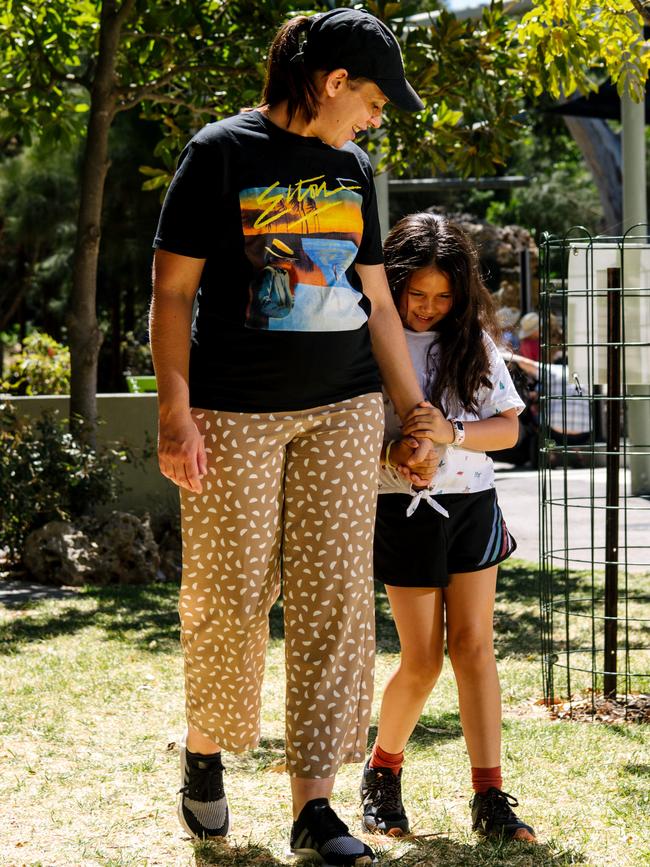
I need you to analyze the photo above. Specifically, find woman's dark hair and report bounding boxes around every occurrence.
[383,212,500,415]
[260,15,367,125]
[261,16,321,124]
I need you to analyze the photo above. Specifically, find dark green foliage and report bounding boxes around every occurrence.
[0,402,133,558]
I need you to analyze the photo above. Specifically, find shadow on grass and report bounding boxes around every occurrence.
[374,581,400,654]
[194,839,295,866]
[379,835,587,866]
[368,711,463,751]
[622,762,650,776]
[194,834,586,867]
[0,583,181,655]
[0,581,288,655]
[1,560,554,662]
[234,736,287,772]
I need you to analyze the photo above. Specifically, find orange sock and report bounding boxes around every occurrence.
[369,743,404,776]
[471,766,503,793]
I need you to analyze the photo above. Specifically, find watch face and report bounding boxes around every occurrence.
[456,420,464,431]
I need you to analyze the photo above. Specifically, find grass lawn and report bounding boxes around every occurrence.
[1,559,648,867]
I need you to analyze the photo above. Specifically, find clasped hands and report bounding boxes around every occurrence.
[388,401,453,487]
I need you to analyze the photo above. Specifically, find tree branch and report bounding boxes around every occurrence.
[115,0,137,27]
[116,92,215,114]
[114,62,241,106]
[629,0,650,24]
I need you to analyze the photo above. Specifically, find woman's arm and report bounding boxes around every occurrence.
[403,403,520,451]
[356,263,423,419]
[356,263,435,483]
[150,249,207,493]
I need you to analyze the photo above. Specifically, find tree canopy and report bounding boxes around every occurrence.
[0,0,648,435]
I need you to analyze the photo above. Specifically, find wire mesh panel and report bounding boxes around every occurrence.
[538,228,650,718]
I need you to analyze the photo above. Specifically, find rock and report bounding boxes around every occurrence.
[23,521,99,586]
[91,511,160,585]
[156,526,182,583]
[23,512,160,586]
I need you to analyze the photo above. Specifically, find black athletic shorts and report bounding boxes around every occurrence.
[373,488,517,588]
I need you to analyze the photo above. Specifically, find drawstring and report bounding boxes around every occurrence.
[406,487,449,519]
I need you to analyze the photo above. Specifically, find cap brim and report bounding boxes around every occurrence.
[375,76,424,112]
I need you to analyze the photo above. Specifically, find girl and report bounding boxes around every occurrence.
[151,9,434,866]
[360,213,536,843]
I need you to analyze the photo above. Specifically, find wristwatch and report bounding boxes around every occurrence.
[450,418,465,447]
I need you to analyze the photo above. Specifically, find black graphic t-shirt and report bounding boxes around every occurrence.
[153,110,383,412]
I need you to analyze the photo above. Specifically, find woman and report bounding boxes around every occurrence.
[150,9,432,865]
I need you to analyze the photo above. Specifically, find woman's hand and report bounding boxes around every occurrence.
[402,401,454,445]
[158,410,207,494]
[387,437,439,486]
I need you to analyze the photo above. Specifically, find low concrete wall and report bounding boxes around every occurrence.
[10,394,179,516]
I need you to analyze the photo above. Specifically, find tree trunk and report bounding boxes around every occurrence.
[564,116,622,234]
[68,0,133,444]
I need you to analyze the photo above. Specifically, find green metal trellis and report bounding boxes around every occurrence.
[538,227,650,717]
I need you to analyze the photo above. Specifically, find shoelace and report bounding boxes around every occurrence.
[477,788,520,824]
[180,760,226,801]
[364,769,402,813]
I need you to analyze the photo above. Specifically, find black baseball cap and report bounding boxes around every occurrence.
[301,8,424,112]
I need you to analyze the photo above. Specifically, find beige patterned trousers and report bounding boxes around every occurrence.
[179,393,384,778]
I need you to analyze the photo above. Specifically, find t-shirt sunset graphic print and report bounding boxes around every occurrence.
[240,174,368,332]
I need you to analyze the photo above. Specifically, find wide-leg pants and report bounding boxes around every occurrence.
[179,393,384,778]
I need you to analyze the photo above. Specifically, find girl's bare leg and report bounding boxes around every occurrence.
[444,566,501,767]
[375,586,445,753]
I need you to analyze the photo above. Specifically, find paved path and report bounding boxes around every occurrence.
[494,464,650,573]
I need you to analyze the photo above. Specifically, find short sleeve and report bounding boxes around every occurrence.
[354,155,383,265]
[478,335,526,418]
[153,141,224,259]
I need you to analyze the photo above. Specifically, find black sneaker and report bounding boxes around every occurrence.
[360,759,410,836]
[290,798,376,866]
[471,787,536,842]
[177,734,229,840]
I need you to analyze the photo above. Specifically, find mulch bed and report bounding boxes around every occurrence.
[548,693,650,723]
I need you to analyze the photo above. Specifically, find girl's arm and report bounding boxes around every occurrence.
[150,249,207,494]
[403,403,520,451]
[356,263,435,482]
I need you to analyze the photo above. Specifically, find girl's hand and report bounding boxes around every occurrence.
[402,401,454,445]
[388,437,439,486]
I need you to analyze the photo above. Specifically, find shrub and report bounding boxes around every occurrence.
[0,402,134,559]
[121,330,153,376]
[2,330,70,395]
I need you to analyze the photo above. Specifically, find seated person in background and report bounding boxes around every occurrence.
[518,312,540,362]
[495,306,521,351]
[509,354,591,460]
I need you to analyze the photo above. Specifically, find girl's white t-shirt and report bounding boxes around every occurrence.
[380,329,525,497]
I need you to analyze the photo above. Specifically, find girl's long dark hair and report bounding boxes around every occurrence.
[261,16,321,124]
[383,212,500,415]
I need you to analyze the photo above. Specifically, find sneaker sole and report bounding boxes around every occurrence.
[177,731,230,840]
